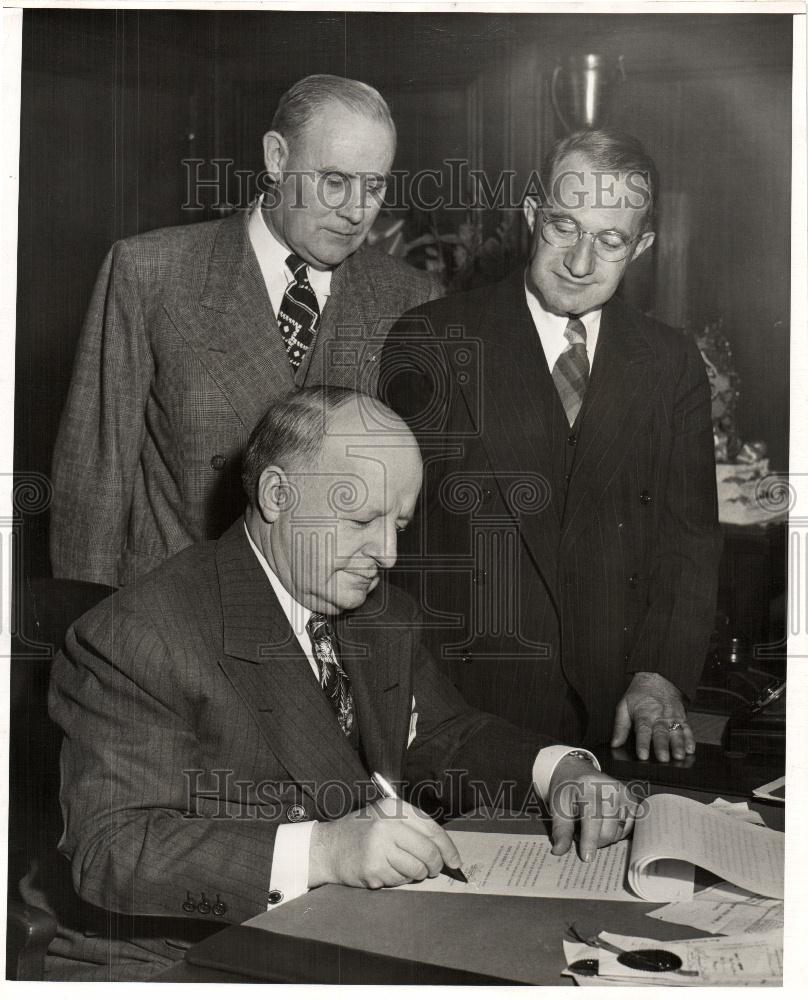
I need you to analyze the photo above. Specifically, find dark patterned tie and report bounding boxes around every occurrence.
[306,613,357,744]
[551,316,590,426]
[278,253,320,370]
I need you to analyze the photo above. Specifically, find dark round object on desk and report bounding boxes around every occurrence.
[568,958,599,976]
[617,948,682,972]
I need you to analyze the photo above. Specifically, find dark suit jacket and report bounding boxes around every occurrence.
[50,211,438,587]
[380,268,722,743]
[41,519,545,980]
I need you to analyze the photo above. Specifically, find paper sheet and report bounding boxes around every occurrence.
[710,797,765,825]
[629,793,784,900]
[648,881,784,935]
[394,830,635,900]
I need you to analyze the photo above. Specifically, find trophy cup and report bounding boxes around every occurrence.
[551,54,626,134]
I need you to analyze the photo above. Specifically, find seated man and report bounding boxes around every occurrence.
[41,387,638,980]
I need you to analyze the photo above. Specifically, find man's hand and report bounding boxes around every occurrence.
[611,671,695,762]
[308,797,462,890]
[547,754,639,862]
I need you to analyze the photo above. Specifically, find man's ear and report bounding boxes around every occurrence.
[256,466,294,523]
[262,130,289,182]
[523,195,540,235]
[631,230,655,262]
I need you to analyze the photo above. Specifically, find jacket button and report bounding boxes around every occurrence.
[460,649,473,664]
[471,571,486,585]
[628,573,639,588]
[286,804,308,823]
[640,491,652,505]
[267,889,284,905]
[210,454,226,471]
[212,896,227,917]
[197,894,211,915]
[182,892,196,914]
[567,433,578,446]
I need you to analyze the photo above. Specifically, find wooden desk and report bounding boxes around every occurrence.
[154,778,783,985]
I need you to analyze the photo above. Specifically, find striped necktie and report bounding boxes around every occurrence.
[278,253,320,370]
[552,316,590,426]
[306,612,358,745]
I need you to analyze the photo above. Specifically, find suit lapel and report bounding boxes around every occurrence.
[298,246,379,388]
[561,298,662,552]
[215,523,369,813]
[455,270,565,608]
[165,211,296,428]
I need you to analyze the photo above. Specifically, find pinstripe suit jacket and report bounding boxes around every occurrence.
[380,268,722,744]
[49,211,437,588]
[43,518,544,980]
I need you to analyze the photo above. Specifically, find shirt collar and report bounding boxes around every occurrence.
[243,520,314,642]
[248,194,333,314]
[523,272,602,371]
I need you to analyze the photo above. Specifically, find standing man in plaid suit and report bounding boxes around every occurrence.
[50,74,438,587]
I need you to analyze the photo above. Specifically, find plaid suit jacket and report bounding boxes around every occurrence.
[49,211,437,586]
[381,268,722,743]
[42,519,546,980]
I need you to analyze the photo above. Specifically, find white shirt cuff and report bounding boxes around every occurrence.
[266,820,317,909]
[532,745,601,802]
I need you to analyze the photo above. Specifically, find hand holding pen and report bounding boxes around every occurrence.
[307,772,466,890]
[371,772,468,884]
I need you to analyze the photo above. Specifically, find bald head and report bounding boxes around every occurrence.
[244,388,422,615]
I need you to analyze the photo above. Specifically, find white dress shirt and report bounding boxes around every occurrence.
[248,194,333,316]
[245,515,600,907]
[524,275,602,373]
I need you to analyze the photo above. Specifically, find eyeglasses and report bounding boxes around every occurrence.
[540,211,639,262]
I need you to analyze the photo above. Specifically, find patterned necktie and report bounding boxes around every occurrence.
[551,316,590,426]
[278,253,321,371]
[306,612,357,744]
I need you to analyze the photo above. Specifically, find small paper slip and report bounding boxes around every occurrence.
[709,797,765,825]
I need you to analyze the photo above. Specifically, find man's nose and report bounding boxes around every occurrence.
[336,182,365,226]
[366,521,397,569]
[564,234,597,278]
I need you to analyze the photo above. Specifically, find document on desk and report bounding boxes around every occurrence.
[397,793,784,903]
[396,830,636,900]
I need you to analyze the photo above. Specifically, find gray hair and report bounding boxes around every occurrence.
[270,74,396,148]
[242,386,385,505]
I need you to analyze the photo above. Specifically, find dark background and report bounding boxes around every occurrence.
[14,9,792,577]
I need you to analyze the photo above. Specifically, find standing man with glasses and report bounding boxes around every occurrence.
[50,74,439,588]
[381,129,721,763]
